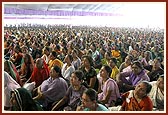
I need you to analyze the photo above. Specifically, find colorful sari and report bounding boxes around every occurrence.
[4,60,21,85]
[121,90,153,111]
[48,59,63,70]
[30,61,49,87]
[20,55,34,81]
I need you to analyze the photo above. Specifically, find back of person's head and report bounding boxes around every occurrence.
[35,58,43,69]
[23,53,32,64]
[84,88,98,101]
[51,51,57,58]
[56,44,60,51]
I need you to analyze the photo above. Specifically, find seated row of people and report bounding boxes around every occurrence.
[4,64,164,111]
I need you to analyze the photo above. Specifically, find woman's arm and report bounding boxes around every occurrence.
[51,96,68,111]
[100,89,112,104]
[33,86,44,100]
[89,76,96,88]
[97,80,102,93]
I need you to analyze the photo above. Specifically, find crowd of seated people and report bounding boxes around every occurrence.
[4,24,164,111]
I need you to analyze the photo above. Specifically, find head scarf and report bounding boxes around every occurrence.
[11,88,42,111]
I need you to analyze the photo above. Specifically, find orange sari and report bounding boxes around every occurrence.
[121,90,153,111]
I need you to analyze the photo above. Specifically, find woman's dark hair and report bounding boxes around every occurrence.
[110,57,117,65]
[67,54,73,62]
[127,55,133,61]
[105,51,112,57]
[56,44,60,50]
[91,43,96,49]
[24,53,32,64]
[11,88,39,111]
[53,65,63,77]
[81,55,94,66]
[84,88,98,101]
[72,70,84,81]
[132,61,143,69]
[44,46,50,52]
[103,65,112,77]
[14,45,22,52]
[141,81,152,94]
[51,51,57,58]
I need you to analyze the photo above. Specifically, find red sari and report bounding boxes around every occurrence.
[30,61,49,87]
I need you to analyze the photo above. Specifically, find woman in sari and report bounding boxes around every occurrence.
[108,57,119,81]
[4,60,21,85]
[33,66,68,110]
[98,65,120,107]
[120,81,153,111]
[79,55,99,91]
[19,53,34,84]
[52,70,87,111]
[148,74,164,111]
[71,49,81,70]
[116,61,150,93]
[27,58,49,88]
[48,51,63,70]
[61,54,75,86]
[4,71,21,110]
[10,45,23,68]
[41,46,50,64]
[119,55,133,72]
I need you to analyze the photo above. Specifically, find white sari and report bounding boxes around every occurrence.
[4,71,21,107]
[148,81,164,110]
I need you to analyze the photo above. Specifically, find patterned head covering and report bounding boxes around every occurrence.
[11,88,42,111]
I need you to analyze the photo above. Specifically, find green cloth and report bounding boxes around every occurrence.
[11,88,43,111]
